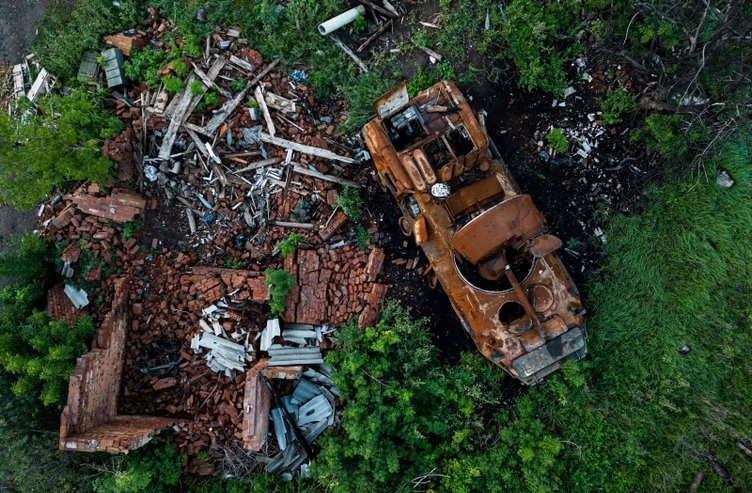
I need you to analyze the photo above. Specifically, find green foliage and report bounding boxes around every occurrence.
[231,79,247,93]
[406,62,457,98]
[314,303,563,492]
[0,89,122,209]
[223,258,247,269]
[246,98,260,108]
[524,131,752,492]
[264,269,295,316]
[335,187,362,220]
[355,226,371,249]
[121,220,142,241]
[196,88,220,111]
[276,232,302,259]
[0,287,95,406]
[33,0,144,81]
[546,127,569,153]
[0,233,54,283]
[189,80,204,96]
[600,88,639,125]
[492,0,581,94]
[161,75,185,94]
[352,14,367,33]
[632,113,688,160]
[124,47,168,88]
[339,69,398,132]
[171,59,190,78]
[93,440,184,493]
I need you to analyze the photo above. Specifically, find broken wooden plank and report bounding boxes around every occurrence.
[254,85,276,137]
[231,157,282,174]
[357,20,393,53]
[203,58,280,137]
[159,75,200,159]
[292,163,361,188]
[183,56,227,122]
[192,62,231,98]
[258,132,357,164]
[229,54,255,73]
[328,35,368,73]
[417,45,443,62]
[268,220,315,230]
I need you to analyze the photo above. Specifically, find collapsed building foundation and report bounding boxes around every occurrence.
[59,278,175,453]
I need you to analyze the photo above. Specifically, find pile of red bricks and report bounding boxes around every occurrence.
[60,278,175,453]
[47,284,80,327]
[283,246,388,329]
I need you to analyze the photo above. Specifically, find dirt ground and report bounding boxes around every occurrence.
[0,0,50,252]
[0,0,50,65]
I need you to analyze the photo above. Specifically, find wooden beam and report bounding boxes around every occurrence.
[203,58,280,137]
[231,157,282,174]
[292,163,361,188]
[254,85,276,137]
[258,132,357,164]
[268,220,314,230]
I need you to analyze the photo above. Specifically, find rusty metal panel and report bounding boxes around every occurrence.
[374,81,409,119]
[364,79,587,384]
[451,195,545,264]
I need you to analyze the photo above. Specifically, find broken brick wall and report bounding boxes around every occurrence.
[59,277,174,453]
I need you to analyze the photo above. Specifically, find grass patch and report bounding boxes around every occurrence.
[527,130,752,491]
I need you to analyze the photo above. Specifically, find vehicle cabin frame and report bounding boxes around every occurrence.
[363,80,586,384]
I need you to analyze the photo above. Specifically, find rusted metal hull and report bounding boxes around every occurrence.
[363,80,586,384]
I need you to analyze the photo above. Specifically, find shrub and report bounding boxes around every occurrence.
[196,88,220,110]
[264,269,295,316]
[494,0,580,94]
[335,187,362,220]
[92,439,184,493]
[546,127,569,153]
[0,89,122,209]
[352,14,367,33]
[189,80,204,96]
[276,232,301,259]
[600,88,639,125]
[161,75,184,94]
[171,59,190,78]
[355,226,371,249]
[631,113,688,160]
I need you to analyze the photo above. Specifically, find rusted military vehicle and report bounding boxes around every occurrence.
[363,80,586,384]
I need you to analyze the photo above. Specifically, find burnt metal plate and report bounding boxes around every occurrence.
[512,327,586,379]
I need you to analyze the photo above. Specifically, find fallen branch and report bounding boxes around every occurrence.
[231,157,282,174]
[357,20,392,53]
[254,85,276,137]
[355,0,398,18]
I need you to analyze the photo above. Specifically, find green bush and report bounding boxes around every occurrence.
[314,302,563,492]
[161,75,184,94]
[263,269,295,316]
[0,233,54,284]
[352,14,367,33]
[0,89,123,209]
[600,88,639,125]
[494,0,581,94]
[93,439,184,493]
[631,113,689,160]
[335,187,362,220]
[276,232,301,259]
[124,47,169,88]
[546,127,569,153]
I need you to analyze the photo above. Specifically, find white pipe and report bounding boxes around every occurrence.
[318,6,366,35]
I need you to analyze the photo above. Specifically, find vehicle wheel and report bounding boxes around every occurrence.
[398,216,412,237]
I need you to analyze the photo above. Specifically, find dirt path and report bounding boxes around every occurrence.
[0,0,50,251]
[0,0,50,64]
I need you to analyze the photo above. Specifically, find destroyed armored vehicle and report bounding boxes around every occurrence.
[363,80,587,384]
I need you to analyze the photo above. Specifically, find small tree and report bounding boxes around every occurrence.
[0,89,123,209]
[264,269,295,316]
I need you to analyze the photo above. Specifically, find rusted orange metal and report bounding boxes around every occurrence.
[363,80,586,384]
